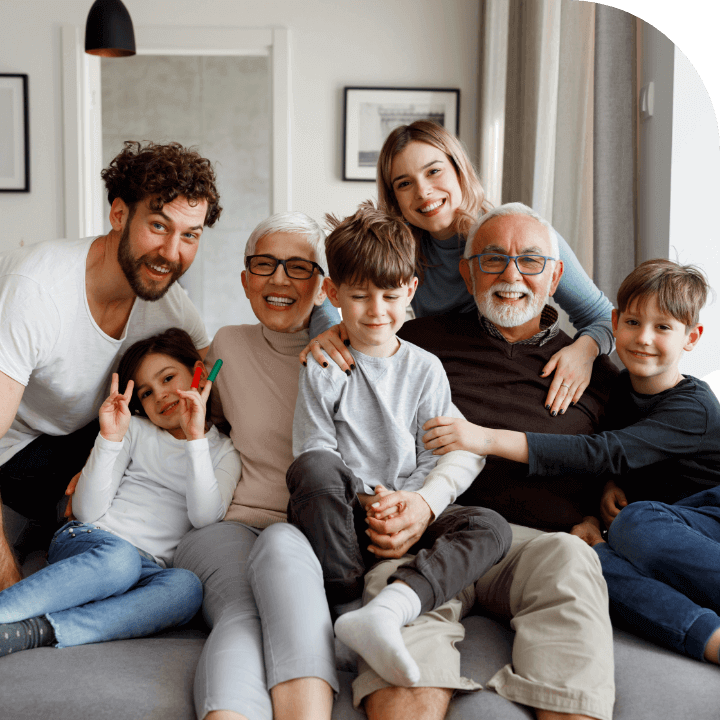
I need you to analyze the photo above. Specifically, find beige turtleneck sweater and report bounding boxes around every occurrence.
[206,323,309,528]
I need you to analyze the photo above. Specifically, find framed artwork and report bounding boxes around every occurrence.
[0,74,29,192]
[343,86,460,181]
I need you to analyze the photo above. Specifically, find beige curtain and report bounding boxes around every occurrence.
[478,0,637,320]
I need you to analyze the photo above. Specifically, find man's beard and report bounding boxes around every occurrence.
[117,223,184,301]
[475,281,549,328]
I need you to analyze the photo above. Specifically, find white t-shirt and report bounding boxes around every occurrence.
[0,237,209,466]
[73,417,241,567]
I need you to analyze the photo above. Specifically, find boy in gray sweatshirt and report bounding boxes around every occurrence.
[286,201,511,688]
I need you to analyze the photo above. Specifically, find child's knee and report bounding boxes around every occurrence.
[170,569,204,620]
[93,535,143,592]
[608,500,672,564]
[286,449,356,498]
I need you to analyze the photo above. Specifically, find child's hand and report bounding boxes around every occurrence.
[99,373,133,442]
[176,378,212,441]
[422,416,487,455]
[366,484,401,520]
[600,479,628,528]
[570,516,605,547]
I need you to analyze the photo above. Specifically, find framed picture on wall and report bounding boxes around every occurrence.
[0,74,30,192]
[343,86,460,181]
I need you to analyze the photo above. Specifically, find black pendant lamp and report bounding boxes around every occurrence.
[85,0,136,57]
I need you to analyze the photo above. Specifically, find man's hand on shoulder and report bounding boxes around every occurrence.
[365,490,433,558]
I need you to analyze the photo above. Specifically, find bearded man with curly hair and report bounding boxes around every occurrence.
[0,141,222,589]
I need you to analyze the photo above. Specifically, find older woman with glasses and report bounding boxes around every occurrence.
[174,212,339,720]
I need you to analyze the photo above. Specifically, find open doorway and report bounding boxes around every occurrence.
[101,54,270,336]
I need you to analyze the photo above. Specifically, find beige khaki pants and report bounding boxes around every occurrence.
[353,525,615,720]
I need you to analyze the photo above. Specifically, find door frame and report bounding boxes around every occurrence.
[61,24,291,239]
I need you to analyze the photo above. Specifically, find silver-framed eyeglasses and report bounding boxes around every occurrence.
[245,254,325,279]
[469,253,556,276]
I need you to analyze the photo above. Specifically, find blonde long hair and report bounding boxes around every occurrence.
[377,120,492,235]
[376,121,493,278]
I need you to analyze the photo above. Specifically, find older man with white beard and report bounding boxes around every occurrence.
[392,203,620,720]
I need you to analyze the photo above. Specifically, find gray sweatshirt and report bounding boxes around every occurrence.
[293,338,485,518]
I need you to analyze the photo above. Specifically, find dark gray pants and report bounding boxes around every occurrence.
[286,449,512,613]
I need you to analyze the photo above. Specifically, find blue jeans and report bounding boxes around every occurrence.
[0,522,203,648]
[595,486,720,661]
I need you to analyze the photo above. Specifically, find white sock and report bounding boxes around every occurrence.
[334,582,422,686]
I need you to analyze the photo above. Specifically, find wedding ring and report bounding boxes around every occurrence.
[560,383,570,388]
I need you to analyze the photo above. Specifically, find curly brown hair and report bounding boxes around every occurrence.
[101,141,222,227]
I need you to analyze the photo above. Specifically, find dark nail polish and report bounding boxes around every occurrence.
[302,361,307,367]
[545,404,551,410]
[323,362,328,368]
[571,401,576,407]
[551,410,557,417]
[345,369,351,376]
[350,364,356,371]
[344,339,351,346]
[560,409,565,415]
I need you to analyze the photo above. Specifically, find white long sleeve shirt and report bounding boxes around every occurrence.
[73,416,241,567]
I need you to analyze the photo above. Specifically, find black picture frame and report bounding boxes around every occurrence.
[0,73,30,192]
[343,86,460,182]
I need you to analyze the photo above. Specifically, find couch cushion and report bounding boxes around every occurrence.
[3,611,719,720]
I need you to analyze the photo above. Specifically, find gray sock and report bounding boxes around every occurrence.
[0,616,55,657]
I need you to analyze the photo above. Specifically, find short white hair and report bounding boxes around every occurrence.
[464,202,559,260]
[244,212,327,275]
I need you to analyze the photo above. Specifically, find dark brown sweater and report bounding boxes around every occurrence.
[399,309,619,531]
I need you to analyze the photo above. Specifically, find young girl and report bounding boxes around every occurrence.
[0,328,241,656]
[303,120,614,415]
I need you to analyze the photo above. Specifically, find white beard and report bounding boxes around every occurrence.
[475,281,549,328]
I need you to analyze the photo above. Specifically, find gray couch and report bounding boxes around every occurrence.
[3,507,719,720]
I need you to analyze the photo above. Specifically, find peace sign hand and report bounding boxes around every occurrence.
[99,373,134,443]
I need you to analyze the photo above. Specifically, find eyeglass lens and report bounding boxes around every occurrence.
[248,256,316,279]
[478,254,546,275]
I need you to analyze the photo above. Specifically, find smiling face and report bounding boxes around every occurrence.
[389,141,463,241]
[241,232,326,333]
[612,296,702,394]
[325,278,417,357]
[115,195,207,301]
[459,213,563,343]
[134,352,203,439]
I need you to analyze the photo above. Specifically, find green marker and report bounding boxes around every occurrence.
[208,359,223,383]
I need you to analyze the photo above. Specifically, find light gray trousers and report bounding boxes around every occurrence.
[174,521,338,720]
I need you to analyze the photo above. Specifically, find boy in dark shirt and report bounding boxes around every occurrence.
[423,258,720,664]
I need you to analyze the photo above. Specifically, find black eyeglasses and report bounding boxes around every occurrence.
[468,253,556,276]
[245,254,325,280]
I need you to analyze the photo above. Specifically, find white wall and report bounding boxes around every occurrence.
[670,48,720,378]
[0,0,480,253]
[635,19,720,378]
